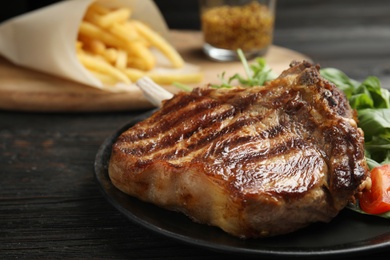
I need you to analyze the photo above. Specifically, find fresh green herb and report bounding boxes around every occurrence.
[173,81,193,92]
[211,49,277,88]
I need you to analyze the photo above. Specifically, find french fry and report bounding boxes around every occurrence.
[126,56,151,71]
[122,67,146,81]
[78,35,106,55]
[88,39,106,54]
[147,72,203,85]
[75,41,83,52]
[79,21,155,69]
[122,67,203,85]
[76,2,201,88]
[115,50,128,70]
[125,41,155,70]
[97,7,131,28]
[77,51,130,84]
[131,20,185,68]
[109,22,149,46]
[103,48,118,63]
[89,70,119,85]
[79,21,125,50]
[87,2,111,15]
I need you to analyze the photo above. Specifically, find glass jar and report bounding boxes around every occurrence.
[199,0,276,61]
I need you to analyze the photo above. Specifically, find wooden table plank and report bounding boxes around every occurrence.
[1,0,390,259]
[0,31,309,112]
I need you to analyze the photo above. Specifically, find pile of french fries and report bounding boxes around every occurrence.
[76,2,202,87]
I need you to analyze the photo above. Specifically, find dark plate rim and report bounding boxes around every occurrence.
[94,110,390,258]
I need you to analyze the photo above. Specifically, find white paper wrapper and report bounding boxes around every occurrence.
[0,0,194,92]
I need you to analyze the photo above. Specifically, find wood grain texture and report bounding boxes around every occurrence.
[0,31,309,112]
[1,0,390,259]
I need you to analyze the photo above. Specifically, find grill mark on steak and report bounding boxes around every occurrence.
[121,96,221,143]
[229,146,325,197]
[121,86,336,165]
[119,89,277,157]
[155,91,205,118]
[215,136,308,166]
[120,82,359,180]
[108,61,369,238]
[122,107,285,162]
[325,121,367,193]
[228,92,262,112]
[119,104,236,156]
[122,89,261,144]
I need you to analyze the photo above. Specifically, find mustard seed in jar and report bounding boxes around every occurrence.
[200,0,275,61]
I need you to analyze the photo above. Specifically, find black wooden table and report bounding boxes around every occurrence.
[1,0,390,259]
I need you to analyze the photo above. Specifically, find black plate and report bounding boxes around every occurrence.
[94,110,390,258]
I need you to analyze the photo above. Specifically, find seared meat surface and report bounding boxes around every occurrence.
[108,61,369,238]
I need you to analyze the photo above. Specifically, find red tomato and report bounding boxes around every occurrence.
[360,164,390,215]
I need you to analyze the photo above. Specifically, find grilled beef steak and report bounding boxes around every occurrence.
[108,61,369,238]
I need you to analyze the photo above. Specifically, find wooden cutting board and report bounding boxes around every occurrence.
[0,30,310,112]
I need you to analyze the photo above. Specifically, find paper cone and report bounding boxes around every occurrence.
[0,0,182,92]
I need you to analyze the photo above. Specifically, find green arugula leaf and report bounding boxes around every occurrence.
[210,72,235,89]
[320,68,390,166]
[320,68,390,218]
[211,49,277,88]
[173,81,193,92]
[319,68,360,98]
[358,108,390,139]
[359,76,390,108]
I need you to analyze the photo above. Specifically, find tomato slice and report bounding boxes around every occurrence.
[360,164,390,215]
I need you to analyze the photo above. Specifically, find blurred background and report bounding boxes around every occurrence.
[0,0,389,85]
[1,2,390,258]
[2,0,389,31]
